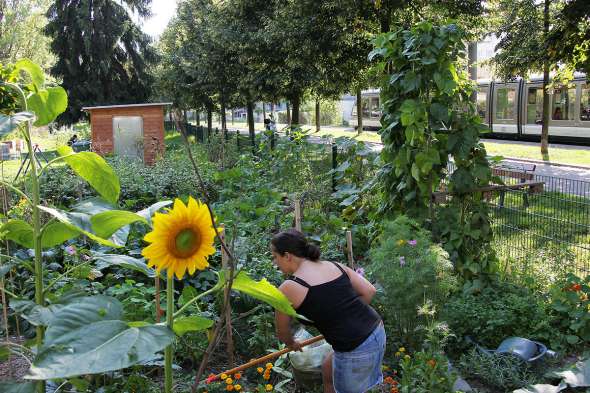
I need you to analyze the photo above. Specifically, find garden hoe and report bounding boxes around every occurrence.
[203,335,324,384]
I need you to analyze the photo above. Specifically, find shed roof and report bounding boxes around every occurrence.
[82,102,172,111]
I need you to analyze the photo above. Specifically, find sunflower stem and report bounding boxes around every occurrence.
[165,276,174,393]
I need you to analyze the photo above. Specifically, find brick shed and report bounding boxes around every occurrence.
[82,103,171,165]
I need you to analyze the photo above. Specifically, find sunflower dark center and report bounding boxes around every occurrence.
[173,228,200,258]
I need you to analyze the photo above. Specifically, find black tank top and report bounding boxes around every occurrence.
[287,262,381,352]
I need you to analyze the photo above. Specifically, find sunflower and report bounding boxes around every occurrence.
[142,197,216,279]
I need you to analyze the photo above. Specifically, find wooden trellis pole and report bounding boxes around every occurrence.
[346,230,355,270]
[294,199,302,232]
[220,227,235,368]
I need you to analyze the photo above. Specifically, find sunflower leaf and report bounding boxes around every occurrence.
[57,146,120,204]
[220,270,301,319]
[90,210,147,239]
[173,316,214,336]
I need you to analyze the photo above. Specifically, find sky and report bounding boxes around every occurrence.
[141,0,178,39]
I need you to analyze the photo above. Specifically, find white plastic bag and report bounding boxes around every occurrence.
[288,328,333,372]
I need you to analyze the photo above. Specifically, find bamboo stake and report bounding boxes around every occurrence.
[155,277,162,323]
[204,335,324,384]
[294,199,302,232]
[346,230,355,270]
[220,227,234,368]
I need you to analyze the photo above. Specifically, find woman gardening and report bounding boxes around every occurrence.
[271,229,386,393]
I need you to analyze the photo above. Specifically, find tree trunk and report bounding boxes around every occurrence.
[231,109,234,125]
[315,99,320,131]
[541,0,550,158]
[183,109,188,125]
[262,102,266,121]
[247,100,255,147]
[286,102,291,126]
[220,97,227,139]
[356,88,363,135]
[468,42,478,102]
[291,95,300,126]
[207,107,212,135]
[196,110,200,126]
[271,102,275,120]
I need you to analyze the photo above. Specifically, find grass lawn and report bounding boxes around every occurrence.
[483,140,590,167]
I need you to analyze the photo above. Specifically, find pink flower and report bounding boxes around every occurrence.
[355,267,365,277]
[399,256,406,267]
[408,240,417,246]
[65,245,76,255]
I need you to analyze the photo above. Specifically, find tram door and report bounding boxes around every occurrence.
[492,83,519,135]
[476,86,489,126]
[523,84,543,136]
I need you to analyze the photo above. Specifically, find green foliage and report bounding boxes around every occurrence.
[458,348,540,391]
[396,351,457,393]
[368,216,457,348]
[442,281,552,353]
[45,0,156,125]
[548,273,590,347]
[372,21,497,286]
[105,279,158,322]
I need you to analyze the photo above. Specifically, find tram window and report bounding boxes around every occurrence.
[581,84,590,121]
[496,88,516,120]
[476,90,487,121]
[362,98,370,118]
[552,87,575,120]
[370,97,380,118]
[526,87,543,124]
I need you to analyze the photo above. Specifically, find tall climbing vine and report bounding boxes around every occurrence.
[371,22,497,290]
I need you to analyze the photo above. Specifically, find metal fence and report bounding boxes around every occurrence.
[187,125,590,274]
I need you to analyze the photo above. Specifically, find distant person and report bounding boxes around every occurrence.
[553,107,563,120]
[67,134,78,146]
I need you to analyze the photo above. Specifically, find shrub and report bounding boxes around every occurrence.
[368,215,457,349]
[442,280,553,355]
[548,273,590,348]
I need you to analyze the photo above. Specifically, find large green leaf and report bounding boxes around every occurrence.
[15,59,44,90]
[90,210,147,239]
[0,382,38,393]
[70,198,130,246]
[27,87,67,126]
[40,221,81,248]
[37,206,120,248]
[0,220,33,248]
[221,270,298,318]
[92,253,156,278]
[173,316,214,336]
[26,295,173,379]
[10,293,104,327]
[0,112,35,135]
[57,146,120,204]
[137,201,172,226]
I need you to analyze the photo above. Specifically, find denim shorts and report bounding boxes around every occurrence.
[333,323,386,393]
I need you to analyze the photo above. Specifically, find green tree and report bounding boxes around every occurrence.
[548,0,590,74]
[45,0,157,125]
[492,0,562,158]
[0,0,55,70]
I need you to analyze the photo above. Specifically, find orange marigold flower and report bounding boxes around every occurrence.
[391,388,399,393]
[225,378,233,385]
[384,376,395,384]
[266,363,273,369]
[234,373,241,380]
[573,283,582,292]
[257,367,264,374]
[234,384,242,391]
[263,373,271,380]
[221,373,228,380]
[226,385,234,391]
[265,384,273,391]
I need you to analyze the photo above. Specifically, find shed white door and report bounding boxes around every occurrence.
[113,116,144,159]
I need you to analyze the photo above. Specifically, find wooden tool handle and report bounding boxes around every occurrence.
[205,335,324,383]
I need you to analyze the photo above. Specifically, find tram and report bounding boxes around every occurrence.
[351,74,590,145]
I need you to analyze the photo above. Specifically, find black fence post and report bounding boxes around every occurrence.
[270,129,275,150]
[236,130,240,152]
[332,142,337,192]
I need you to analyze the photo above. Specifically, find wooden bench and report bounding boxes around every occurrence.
[491,162,541,208]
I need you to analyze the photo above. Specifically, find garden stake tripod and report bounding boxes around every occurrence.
[14,143,49,181]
